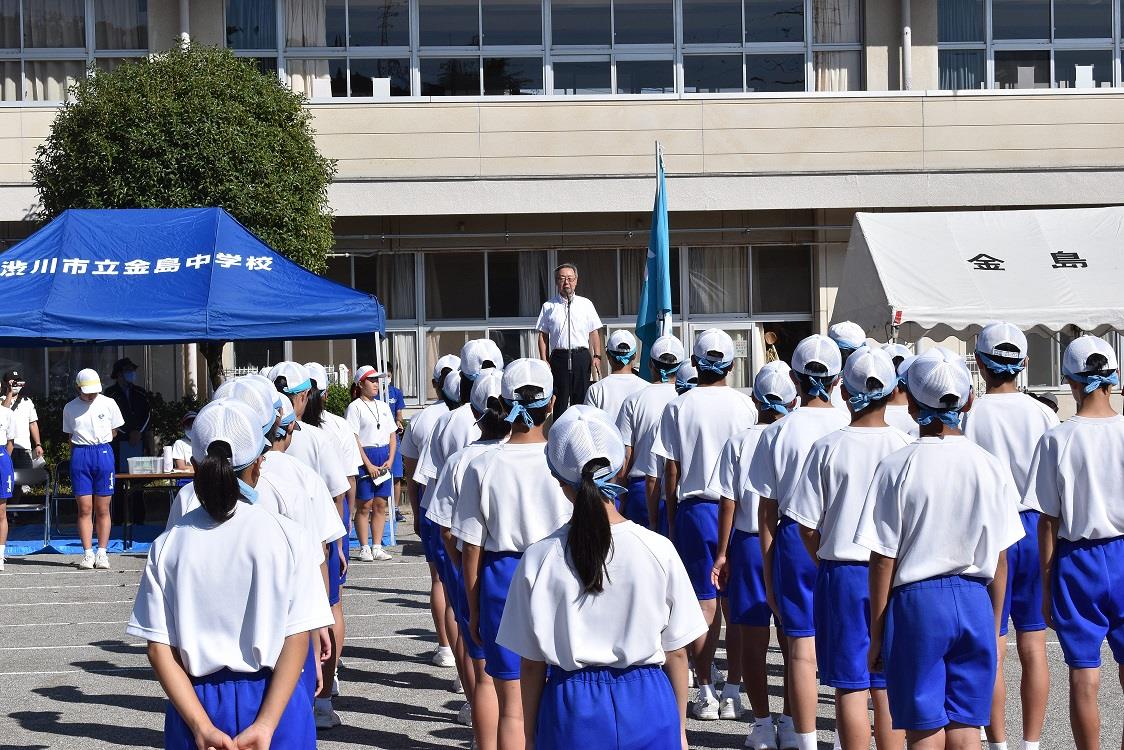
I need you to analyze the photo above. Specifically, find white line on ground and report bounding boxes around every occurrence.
[0,582,139,591]
[0,599,136,607]
[0,632,427,650]
[0,666,150,677]
[0,620,129,629]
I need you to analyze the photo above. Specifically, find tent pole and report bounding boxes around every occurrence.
[185,344,198,399]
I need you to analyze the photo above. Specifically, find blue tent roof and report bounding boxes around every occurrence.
[0,208,384,345]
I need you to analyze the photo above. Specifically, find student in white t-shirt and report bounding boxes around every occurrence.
[653,329,757,722]
[1024,335,1124,750]
[960,323,1059,750]
[856,347,1023,749]
[498,406,707,750]
[785,347,909,750]
[827,321,866,413]
[0,402,13,570]
[747,334,849,750]
[345,364,398,562]
[709,361,797,749]
[63,368,125,571]
[585,329,647,423]
[170,411,196,472]
[128,401,333,750]
[881,343,919,439]
[450,358,571,746]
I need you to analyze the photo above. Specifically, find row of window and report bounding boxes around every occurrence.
[0,0,148,51]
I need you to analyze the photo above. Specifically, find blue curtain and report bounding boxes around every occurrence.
[226,0,277,48]
[939,49,984,90]
[938,0,983,42]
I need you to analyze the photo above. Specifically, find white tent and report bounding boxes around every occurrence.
[832,207,1124,340]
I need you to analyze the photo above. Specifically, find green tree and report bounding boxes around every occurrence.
[32,45,337,388]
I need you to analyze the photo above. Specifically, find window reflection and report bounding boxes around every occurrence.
[746,53,804,91]
[683,0,741,44]
[419,0,480,46]
[685,55,743,93]
[616,60,674,94]
[482,0,542,45]
[552,60,611,94]
[614,0,674,44]
[551,0,611,45]
[483,57,544,94]
[349,0,410,46]
[351,58,411,96]
[421,57,481,95]
[744,0,804,42]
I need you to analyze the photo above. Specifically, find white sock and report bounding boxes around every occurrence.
[1024,743,1040,750]
[701,683,718,701]
[720,681,741,700]
[833,733,843,750]
[0,544,5,557]
[988,743,1008,750]
[437,645,453,656]
[796,732,817,750]
[83,547,93,555]
[315,697,332,711]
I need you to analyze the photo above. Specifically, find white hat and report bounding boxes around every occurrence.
[304,362,329,391]
[693,328,735,366]
[237,373,284,411]
[905,347,973,411]
[675,362,699,390]
[213,380,275,435]
[460,338,504,380]
[75,368,102,394]
[433,354,461,383]
[897,354,918,384]
[353,364,380,385]
[501,358,553,401]
[258,367,271,377]
[278,392,296,426]
[442,369,462,403]
[882,342,912,363]
[829,321,866,351]
[546,405,625,487]
[268,361,311,394]
[842,346,898,410]
[191,400,266,469]
[792,334,842,377]
[753,361,797,411]
[607,330,638,357]
[649,335,686,366]
[470,370,504,414]
[976,322,1028,375]
[1063,335,1120,383]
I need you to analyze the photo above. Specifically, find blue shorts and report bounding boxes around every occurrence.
[447,556,486,661]
[773,517,816,637]
[728,529,772,627]
[391,440,404,479]
[71,444,115,497]
[327,539,342,607]
[1000,510,1047,636]
[883,575,996,730]
[622,476,669,536]
[480,550,523,680]
[356,445,392,501]
[418,511,441,564]
[0,449,12,500]
[536,665,680,750]
[674,499,721,601]
[165,668,315,750]
[340,496,350,584]
[1052,536,1124,668]
[815,560,884,689]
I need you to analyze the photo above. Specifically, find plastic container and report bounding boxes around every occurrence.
[127,456,163,475]
[162,446,174,473]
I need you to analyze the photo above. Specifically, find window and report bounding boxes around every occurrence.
[620,247,681,315]
[481,0,542,45]
[227,0,276,48]
[752,245,811,314]
[992,0,1049,39]
[350,0,410,46]
[613,0,674,44]
[421,57,481,95]
[351,58,410,96]
[1055,49,1112,88]
[550,0,610,45]
[557,249,619,317]
[745,0,804,42]
[684,55,742,93]
[689,246,749,315]
[746,53,805,91]
[683,0,741,45]
[486,251,549,317]
[616,59,674,93]
[419,0,479,46]
[552,60,611,93]
[483,57,544,94]
[354,253,418,320]
[994,49,1049,89]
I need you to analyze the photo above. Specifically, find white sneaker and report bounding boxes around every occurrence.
[688,667,697,688]
[450,674,463,693]
[776,718,798,750]
[457,702,473,726]
[371,546,392,561]
[746,720,779,750]
[331,672,339,697]
[0,558,5,571]
[720,693,745,720]
[78,550,95,570]
[692,688,720,721]
[358,545,374,562]
[314,704,341,729]
[432,647,456,668]
[94,550,110,570]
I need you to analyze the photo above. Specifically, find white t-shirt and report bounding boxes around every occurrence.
[0,405,13,446]
[417,404,480,484]
[128,503,333,677]
[585,373,648,425]
[854,435,1025,587]
[962,392,1060,502]
[344,397,397,448]
[784,426,913,562]
[319,411,362,477]
[617,383,678,479]
[261,451,347,544]
[536,294,603,352]
[171,437,192,464]
[400,401,450,461]
[1023,415,1124,541]
[653,387,757,502]
[287,422,351,498]
[496,521,708,670]
[884,404,919,439]
[9,397,37,451]
[449,442,572,553]
[830,387,850,415]
[63,394,125,446]
[707,424,771,534]
[425,440,502,524]
[747,406,850,511]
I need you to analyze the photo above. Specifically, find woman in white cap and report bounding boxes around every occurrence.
[584,329,647,423]
[784,347,909,750]
[709,361,798,750]
[128,400,334,750]
[1024,335,1124,750]
[450,358,571,747]
[346,364,397,562]
[748,334,849,750]
[497,405,706,750]
[63,368,124,571]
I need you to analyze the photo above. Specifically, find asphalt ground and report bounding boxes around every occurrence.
[0,525,1120,749]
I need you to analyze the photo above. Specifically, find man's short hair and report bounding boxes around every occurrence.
[554,263,578,279]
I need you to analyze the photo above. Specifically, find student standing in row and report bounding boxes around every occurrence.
[857,348,1023,750]
[585,330,647,423]
[827,321,866,413]
[2,370,43,469]
[880,344,919,439]
[785,347,908,750]
[497,406,707,750]
[346,365,397,562]
[1024,335,1124,750]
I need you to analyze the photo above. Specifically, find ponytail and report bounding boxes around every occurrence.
[303,386,325,427]
[567,458,614,594]
[477,396,512,441]
[194,441,241,523]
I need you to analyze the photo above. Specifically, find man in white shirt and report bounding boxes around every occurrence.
[536,263,603,420]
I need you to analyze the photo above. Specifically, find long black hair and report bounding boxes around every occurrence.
[303,385,325,427]
[567,457,614,594]
[477,395,512,441]
[435,367,458,409]
[194,441,242,523]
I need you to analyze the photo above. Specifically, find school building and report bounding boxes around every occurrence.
[0,0,1120,411]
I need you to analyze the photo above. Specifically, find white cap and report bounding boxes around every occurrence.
[191,399,266,468]
[842,346,899,405]
[354,364,380,384]
[268,361,311,394]
[258,367,271,377]
[304,362,329,391]
[881,342,912,363]
[753,361,798,408]
[238,373,284,411]
[897,354,918,384]
[470,370,504,414]
[905,347,973,411]
[675,362,699,389]
[433,354,461,383]
[1063,335,1120,380]
[460,338,504,380]
[693,328,735,365]
[607,330,638,356]
[442,369,462,403]
[278,392,295,425]
[792,334,842,377]
[829,321,866,351]
[501,358,553,401]
[976,322,1027,358]
[213,380,275,435]
[546,405,625,487]
[649,335,686,366]
[75,368,102,394]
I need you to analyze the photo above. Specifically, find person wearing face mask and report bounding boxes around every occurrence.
[1,370,43,470]
[105,357,153,523]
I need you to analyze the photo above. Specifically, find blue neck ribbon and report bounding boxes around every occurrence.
[505,396,552,428]
[801,374,832,402]
[753,384,789,415]
[836,341,860,353]
[696,357,733,375]
[656,363,682,383]
[1067,370,1120,394]
[609,348,636,365]
[916,406,962,428]
[847,387,895,413]
[977,351,1025,375]
[236,478,259,504]
[676,381,697,393]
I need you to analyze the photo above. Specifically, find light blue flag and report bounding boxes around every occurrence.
[636,145,672,381]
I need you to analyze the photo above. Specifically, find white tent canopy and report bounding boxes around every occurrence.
[832,207,1124,340]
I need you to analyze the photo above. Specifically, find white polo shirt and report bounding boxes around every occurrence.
[962,392,1060,502]
[9,397,37,451]
[585,373,648,424]
[536,294,603,352]
[399,401,450,461]
[496,521,708,671]
[128,503,334,677]
[319,411,362,478]
[424,440,502,527]
[707,424,772,534]
[747,406,850,511]
[884,404,919,439]
[417,404,480,484]
[1023,415,1124,541]
[854,435,1024,587]
[345,397,396,448]
[260,451,347,545]
[617,382,678,479]
[0,405,13,446]
[287,422,351,498]
[63,394,125,446]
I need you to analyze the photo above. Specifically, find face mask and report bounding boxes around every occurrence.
[10,386,20,394]
[123,371,137,384]
[237,478,259,504]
